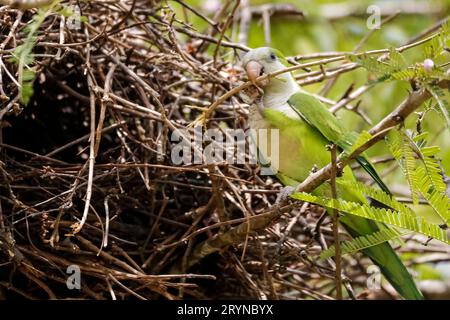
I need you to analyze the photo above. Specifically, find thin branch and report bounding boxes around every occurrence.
[329,143,342,300]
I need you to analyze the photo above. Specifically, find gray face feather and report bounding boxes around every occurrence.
[242,47,277,66]
[241,47,300,110]
[241,47,283,76]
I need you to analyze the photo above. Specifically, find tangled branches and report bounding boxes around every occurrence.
[0,0,316,300]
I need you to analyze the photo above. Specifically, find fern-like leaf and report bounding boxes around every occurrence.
[415,166,450,225]
[320,227,407,260]
[387,129,420,204]
[427,84,450,132]
[337,180,415,216]
[423,22,450,60]
[388,47,407,70]
[418,146,447,194]
[391,69,416,81]
[10,1,62,104]
[347,54,392,81]
[291,192,450,244]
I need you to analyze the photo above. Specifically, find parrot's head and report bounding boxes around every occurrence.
[241,47,297,97]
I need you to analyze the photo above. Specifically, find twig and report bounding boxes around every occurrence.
[71,40,96,235]
[213,0,240,68]
[237,0,251,45]
[329,143,342,299]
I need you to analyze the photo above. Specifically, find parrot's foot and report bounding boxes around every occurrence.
[275,186,296,205]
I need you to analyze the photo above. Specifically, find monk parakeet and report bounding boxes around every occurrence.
[242,47,423,300]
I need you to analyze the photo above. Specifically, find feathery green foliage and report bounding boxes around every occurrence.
[10,9,46,104]
[387,129,421,204]
[423,21,450,60]
[337,180,415,216]
[291,191,450,244]
[320,227,407,260]
[10,0,63,105]
[388,128,450,225]
[427,84,450,132]
[320,180,414,259]
[348,54,393,81]
[414,136,447,195]
[292,126,450,248]
[348,22,450,85]
[348,47,410,83]
[416,166,450,226]
[388,47,408,71]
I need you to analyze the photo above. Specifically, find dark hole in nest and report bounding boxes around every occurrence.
[4,66,89,160]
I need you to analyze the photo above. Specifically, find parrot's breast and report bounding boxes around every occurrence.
[248,104,330,184]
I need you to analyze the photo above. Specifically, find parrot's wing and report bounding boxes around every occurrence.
[288,91,391,195]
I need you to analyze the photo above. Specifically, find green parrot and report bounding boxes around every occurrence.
[241,47,423,300]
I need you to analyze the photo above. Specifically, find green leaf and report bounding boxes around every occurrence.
[420,152,447,194]
[291,192,450,245]
[416,166,450,225]
[320,227,407,260]
[391,69,415,81]
[20,69,36,105]
[423,23,450,60]
[405,131,447,195]
[423,36,442,60]
[10,1,62,106]
[388,47,407,70]
[355,55,392,79]
[337,180,415,216]
[427,85,450,132]
[349,49,409,82]
[80,16,89,24]
[387,129,420,204]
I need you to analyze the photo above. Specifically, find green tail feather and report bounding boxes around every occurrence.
[356,156,392,196]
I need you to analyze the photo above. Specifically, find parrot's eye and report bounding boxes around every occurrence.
[269,52,277,60]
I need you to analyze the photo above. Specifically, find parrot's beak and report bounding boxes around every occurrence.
[245,60,264,86]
